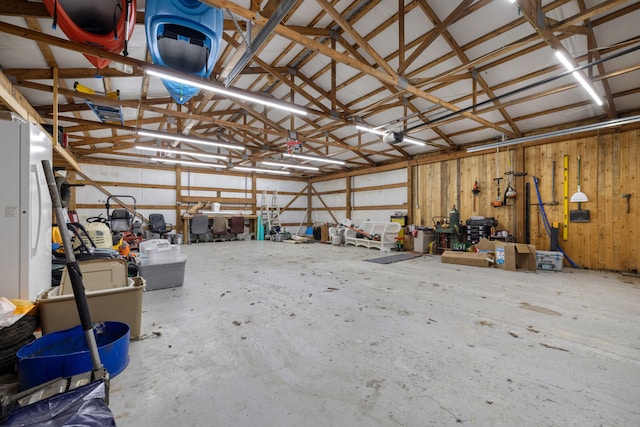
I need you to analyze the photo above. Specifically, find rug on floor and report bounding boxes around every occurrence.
[363,253,422,264]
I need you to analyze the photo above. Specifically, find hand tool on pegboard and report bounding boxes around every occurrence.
[622,193,632,213]
[569,155,590,222]
[472,180,480,211]
[491,148,504,208]
[503,149,517,205]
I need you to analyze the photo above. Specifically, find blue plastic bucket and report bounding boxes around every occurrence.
[17,321,130,391]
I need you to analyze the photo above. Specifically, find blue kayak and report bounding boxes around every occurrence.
[145,0,224,104]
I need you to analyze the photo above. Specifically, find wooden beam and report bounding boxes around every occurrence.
[0,70,81,171]
[400,0,475,75]
[200,0,516,138]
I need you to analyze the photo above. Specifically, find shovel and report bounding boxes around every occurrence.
[570,155,590,222]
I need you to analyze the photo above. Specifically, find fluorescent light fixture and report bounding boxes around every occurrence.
[355,125,386,136]
[286,153,346,165]
[152,158,226,168]
[137,129,244,151]
[554,50,603,106]
[401,136,426,146]
[555,50,575,70]
[137,145,228,161]
[146,69,308,116]
[261,161,319,171]
[466,114,640,153]
[356,125,425,146]
[233,166,290,175]
[570,72,603,106]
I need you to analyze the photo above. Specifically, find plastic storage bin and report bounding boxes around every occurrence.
[136,254,187,291]
[536,250,564,271]
[37,277,144,338]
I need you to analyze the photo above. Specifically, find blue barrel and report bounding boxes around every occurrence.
[145,0,224,104]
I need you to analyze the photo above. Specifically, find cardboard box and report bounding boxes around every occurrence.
[441,251,493,267]
[536,250,564,271]
[320,225,329,242]
[404,233,414,251]
[475,238,495,253]
[495,242,537,271]
[37,277,144,339]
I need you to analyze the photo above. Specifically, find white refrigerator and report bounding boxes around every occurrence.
[0,112,52,301]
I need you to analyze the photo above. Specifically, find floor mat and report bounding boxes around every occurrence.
[364,253,422,264]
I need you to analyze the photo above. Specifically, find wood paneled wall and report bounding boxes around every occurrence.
[414,149,520,235]
[526,130,639,272]
[413,128,640,272]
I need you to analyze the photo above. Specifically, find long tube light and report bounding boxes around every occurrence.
[233,166,290,175]
[137,129,244,151]
[153,158,226,168]
[554,50,603,106]
[137,145,228,161]
[285,153,346,165]
[355,125,426,146]
[399,136,426,146]
[146,69,308,116]
[355,125,386,136]
[466,114,640,153]
[261,161,319,171]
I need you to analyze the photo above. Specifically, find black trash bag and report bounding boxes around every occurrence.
[2,380,115,427]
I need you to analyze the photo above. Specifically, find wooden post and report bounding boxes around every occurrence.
[514,146,526,243]
[176,166,182,233]
[53,67,58,146]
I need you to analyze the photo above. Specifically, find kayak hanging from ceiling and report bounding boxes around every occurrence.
[44,0,137,69]
[145,0,224,104]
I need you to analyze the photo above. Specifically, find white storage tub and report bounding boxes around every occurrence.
[138,239,181,263]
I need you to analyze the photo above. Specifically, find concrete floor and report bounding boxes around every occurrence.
[109,241,640,426]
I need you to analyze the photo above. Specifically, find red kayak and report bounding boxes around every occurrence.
[44,0,136,69]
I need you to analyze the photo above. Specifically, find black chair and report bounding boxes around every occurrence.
[148,213,172,239]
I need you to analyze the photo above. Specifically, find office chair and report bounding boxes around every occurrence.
[190,214,211,243]
[228,216,245,241]
[148,213,172,239]
[210,215,228,242]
